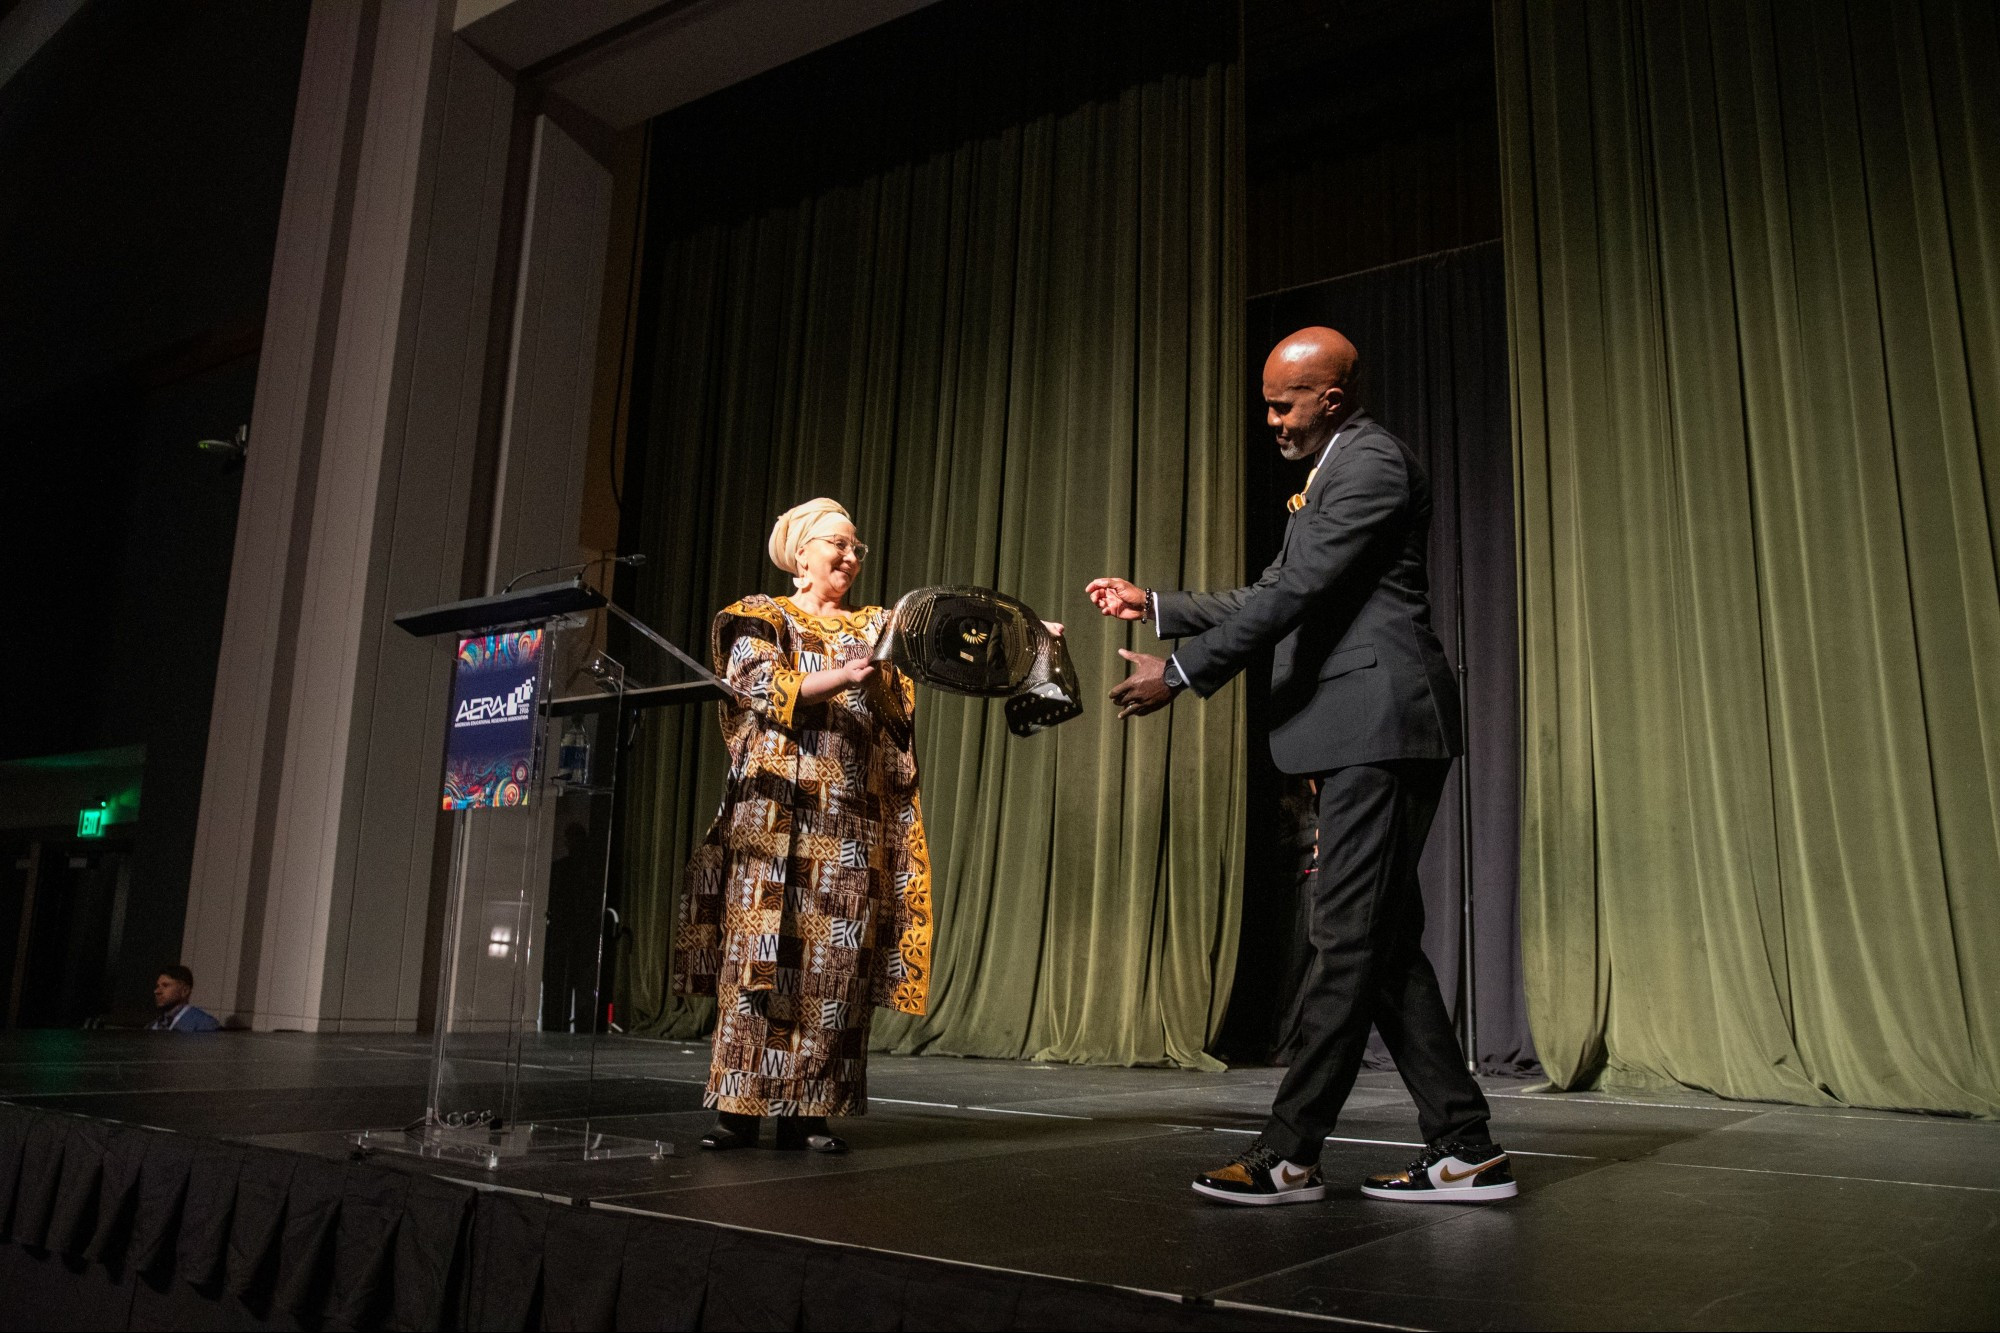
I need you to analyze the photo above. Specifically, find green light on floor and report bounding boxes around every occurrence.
[77,805,108,838]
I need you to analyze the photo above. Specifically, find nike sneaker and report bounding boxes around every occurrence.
[1191,1144,1327,1206]
[1361,1141,1517,1202]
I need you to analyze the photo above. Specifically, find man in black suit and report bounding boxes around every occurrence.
[1086,326,1515,1206]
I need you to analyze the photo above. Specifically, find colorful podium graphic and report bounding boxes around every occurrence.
[442,630,544,810]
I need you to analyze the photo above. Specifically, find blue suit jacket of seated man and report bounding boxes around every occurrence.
[150,1004,221,1032]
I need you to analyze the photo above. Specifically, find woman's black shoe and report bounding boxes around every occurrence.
[700,1112,761,1150]
[774,1116,848,1154]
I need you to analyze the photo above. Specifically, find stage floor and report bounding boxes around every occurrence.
[2,1030,1995,1331]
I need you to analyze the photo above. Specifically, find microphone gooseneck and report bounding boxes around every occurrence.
[500,552,646,594]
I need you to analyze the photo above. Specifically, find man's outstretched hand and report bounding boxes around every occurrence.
[1085,577,1148,621]
[1111,649,1174,719]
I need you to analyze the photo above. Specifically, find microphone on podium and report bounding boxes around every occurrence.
[501,552,646,594]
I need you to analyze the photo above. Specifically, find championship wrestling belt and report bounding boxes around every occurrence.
[870,586,1083,736]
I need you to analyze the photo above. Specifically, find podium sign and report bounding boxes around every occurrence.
[443,631,544,809]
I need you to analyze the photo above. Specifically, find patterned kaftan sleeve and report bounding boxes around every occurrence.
[673,597,798,1003]
[713,602,802,728]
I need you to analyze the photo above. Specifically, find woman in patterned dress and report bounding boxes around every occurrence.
[672,498,932,1154]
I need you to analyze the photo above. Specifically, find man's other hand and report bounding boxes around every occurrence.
[1085,577,1148,621]
[1111,649,1174,719]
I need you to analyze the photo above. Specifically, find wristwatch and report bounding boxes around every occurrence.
[1161,656,1188,692]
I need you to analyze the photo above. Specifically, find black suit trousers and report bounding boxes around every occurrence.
[1262,758,1491,1161]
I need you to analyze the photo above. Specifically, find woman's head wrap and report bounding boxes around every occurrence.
[767,498,854,588]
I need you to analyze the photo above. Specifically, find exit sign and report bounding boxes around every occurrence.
[77,806,108,838]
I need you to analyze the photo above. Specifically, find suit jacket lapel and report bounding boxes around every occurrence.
[1280,412,1373,558]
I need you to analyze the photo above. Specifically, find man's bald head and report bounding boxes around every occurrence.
[1262,327,1360,461]
[1266,327,1358,392]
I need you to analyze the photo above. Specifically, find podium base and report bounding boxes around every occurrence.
[354,1121,672,1171]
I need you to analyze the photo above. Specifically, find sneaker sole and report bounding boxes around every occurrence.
[1191,1180,1328,1206]
[1360,1181,1518,1203]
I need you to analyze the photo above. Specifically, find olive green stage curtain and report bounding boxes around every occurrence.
[615,2,1245,1068]
[1499,0,1999,1115]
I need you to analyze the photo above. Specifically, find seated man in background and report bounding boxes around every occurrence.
[147,965,220,1032]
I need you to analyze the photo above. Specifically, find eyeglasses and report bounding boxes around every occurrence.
[809,536,869,562]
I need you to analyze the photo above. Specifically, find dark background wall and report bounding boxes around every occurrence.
[0,0,310,1024]
[1244,0,1500,297]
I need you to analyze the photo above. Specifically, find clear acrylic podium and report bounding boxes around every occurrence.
[358,578,726,1170]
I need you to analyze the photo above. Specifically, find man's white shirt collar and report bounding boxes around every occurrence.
[1295,413,1368,509]
[1315,412,1367,469]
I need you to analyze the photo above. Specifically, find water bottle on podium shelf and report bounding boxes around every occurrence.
[557,719,590,787]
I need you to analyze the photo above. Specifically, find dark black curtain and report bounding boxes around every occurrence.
[1222,240,1532,1071]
